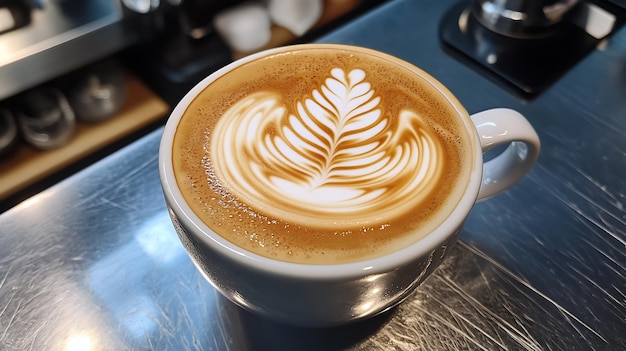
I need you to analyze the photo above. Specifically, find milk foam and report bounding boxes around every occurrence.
[173,46,471,264]
[210,68,445,228]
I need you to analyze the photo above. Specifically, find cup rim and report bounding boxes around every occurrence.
[159,43,482,279]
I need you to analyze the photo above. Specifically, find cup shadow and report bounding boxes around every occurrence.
[213,292,395,351]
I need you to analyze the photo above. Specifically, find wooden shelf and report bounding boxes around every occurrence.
[0,76,169,201]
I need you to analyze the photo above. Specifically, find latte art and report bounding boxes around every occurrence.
[173,45,471,264]
[210,68,445,228]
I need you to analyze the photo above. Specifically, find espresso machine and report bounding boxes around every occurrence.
[440,0,624,97]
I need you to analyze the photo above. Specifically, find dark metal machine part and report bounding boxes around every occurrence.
[440,0,624,96]
[471,0,581,38]
[1,0,625,349]
[0,0,140,101]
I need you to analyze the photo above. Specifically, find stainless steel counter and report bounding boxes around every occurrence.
[1,0,625,350]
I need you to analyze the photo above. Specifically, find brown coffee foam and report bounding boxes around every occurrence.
[172,46,472,264]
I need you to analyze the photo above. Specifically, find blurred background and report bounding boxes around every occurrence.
[0,0,388,212]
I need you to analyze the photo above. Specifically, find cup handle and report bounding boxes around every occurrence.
[470,108,541,201]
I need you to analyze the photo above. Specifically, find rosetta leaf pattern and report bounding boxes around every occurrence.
[210,67,443,227]
[283,68,385,188]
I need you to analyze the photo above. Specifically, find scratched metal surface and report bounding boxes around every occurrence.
[1,0,625,350]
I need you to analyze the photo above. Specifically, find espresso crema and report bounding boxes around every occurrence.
[173,46,473,264]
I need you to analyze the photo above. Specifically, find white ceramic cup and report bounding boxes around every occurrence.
[159,44,540,327]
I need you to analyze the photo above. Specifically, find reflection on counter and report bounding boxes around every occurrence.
[87,212,188,341]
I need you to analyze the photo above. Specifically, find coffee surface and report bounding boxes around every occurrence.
[173,46,472,264]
